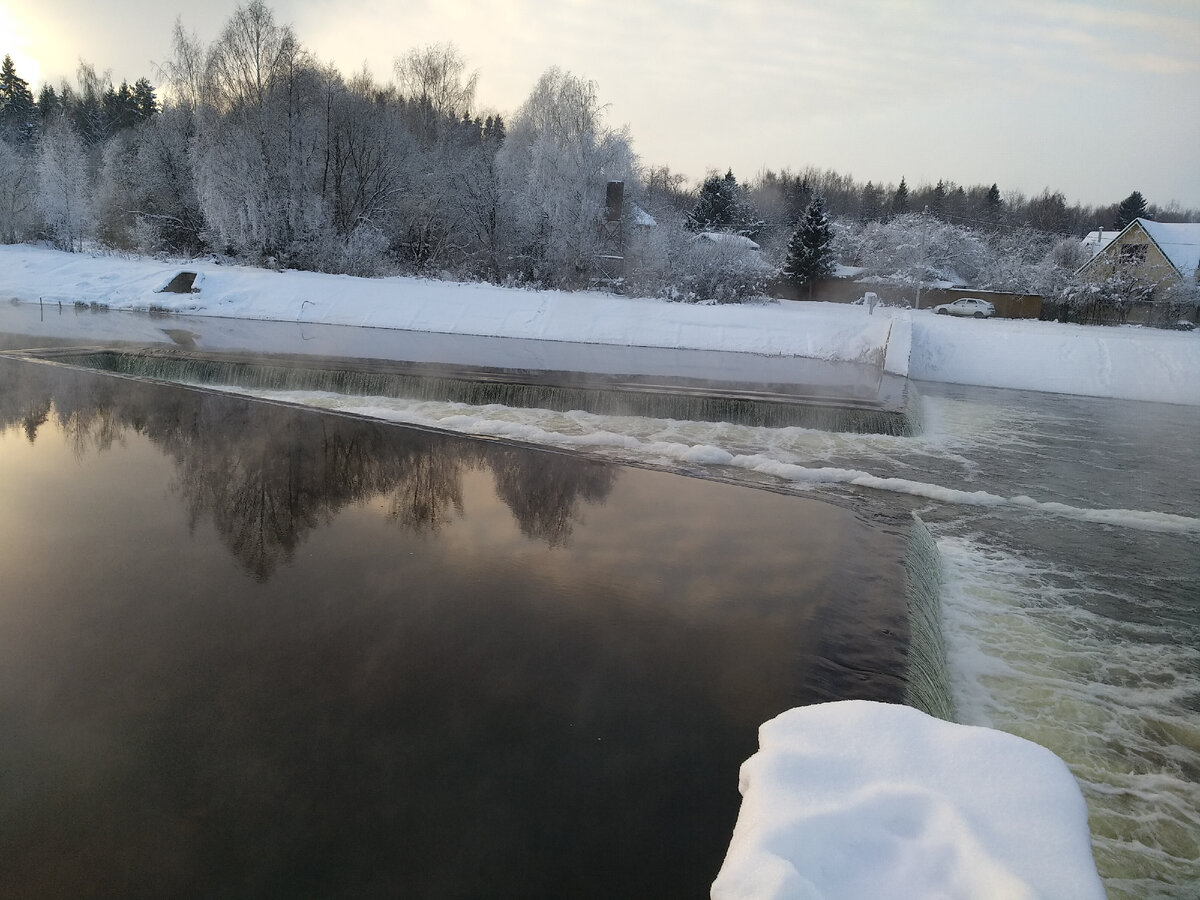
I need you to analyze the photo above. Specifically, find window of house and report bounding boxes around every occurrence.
[1119,243,1148,264]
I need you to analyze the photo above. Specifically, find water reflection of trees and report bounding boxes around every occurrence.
[0,359,618,578]
[491,447,618,547]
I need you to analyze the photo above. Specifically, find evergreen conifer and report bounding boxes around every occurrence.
[782,195,836,297]
[686,171,737,232]
[37,84,60,119]
[0,54,36,142]
[860,181,883,222]
[1114,191,1147,229]
[686,169,763,238]
[930,180,947,217]
[132,78,157,122]
[891,176,909,215]
[786,175,813,225]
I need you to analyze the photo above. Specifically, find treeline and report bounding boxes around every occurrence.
[0,0,1196,306]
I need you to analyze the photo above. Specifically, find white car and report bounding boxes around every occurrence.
[933,297,995,318]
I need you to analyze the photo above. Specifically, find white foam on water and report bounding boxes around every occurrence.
[935,531,1200,898]
[211,387,1200,535]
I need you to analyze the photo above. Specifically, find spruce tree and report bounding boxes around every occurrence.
[686,169,763,238]
[984,183,1002,220]
[1114,191,1147,229]
[782,195,836,297]
[891,176,909,216]
[37,84,60,119]
[786,175,813,225]
[930,179,947,217]
[860,181,883,222]
[132,78,157,122]
[686,171,737,232]
[0,54,36,143]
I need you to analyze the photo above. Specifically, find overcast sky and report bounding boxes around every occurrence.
[3,0,1198,209]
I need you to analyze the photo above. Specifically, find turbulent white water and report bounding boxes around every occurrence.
[208,380,1199,898]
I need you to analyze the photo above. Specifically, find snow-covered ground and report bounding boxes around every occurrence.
[2,244,1197,405]
[711,702,1105,900]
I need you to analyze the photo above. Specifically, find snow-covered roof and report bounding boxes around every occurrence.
[1082,219,1200,277]
[631,205,657,228]
[1137,219,1200,279]
[695,232,760,251]
[1081,228,1118,259]
[833,264,866,279]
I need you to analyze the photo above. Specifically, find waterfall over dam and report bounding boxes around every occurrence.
[24,345,923,436]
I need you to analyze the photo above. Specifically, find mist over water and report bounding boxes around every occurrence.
[228,379,1200,897]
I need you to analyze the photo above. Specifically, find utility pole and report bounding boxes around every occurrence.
[914,205,930,310]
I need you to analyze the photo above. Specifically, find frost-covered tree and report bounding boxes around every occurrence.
[94,128,142,248]
[65,61,114,146]
[1114,191,1147,229]
[394,42,478,143]
[319,69,409,250]
[37,117,93,251]
[629,226,769,303]
[388,47,497,272]
[0,137,35,242]
[444,112,509,279]
[195,0,327,261]
[496,67,636,287]
[161,19,207,119]
[782,195,836,296]
[131,108,207,253]
[1059,266,1153,325]
[975,228,1086,295]
[685,169,763,238]
[686,171,736,232]
[836,213,986,289]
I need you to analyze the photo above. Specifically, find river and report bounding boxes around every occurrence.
[2,306,1197,895]
[236,377,1199,898]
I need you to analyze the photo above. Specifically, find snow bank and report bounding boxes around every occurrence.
[910,312,1200,405]
[0,245,891,364]
[2,245,1197,405]
[711,701,1105,900]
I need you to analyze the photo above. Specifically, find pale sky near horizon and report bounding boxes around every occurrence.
[3,0,1198,210]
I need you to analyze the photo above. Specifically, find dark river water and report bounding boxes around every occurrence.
[209,370,1200,898]
[0,357,909,899]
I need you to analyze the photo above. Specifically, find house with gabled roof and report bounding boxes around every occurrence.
[1077,218,1200,300]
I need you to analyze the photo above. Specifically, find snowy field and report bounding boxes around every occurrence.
[2,244,1197,405]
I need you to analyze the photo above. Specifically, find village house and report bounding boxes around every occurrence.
[1077,218,1200,300]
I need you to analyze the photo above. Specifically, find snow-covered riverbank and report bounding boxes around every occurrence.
[2,244,1197,405]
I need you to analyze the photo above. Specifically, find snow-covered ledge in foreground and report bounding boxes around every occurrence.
[711,701,1105,900]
